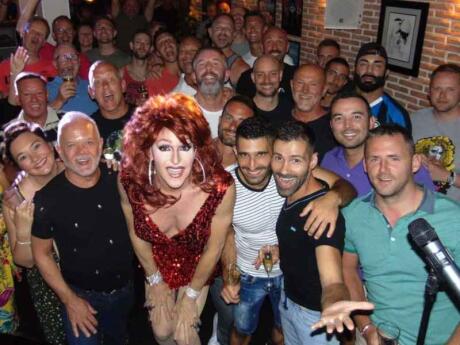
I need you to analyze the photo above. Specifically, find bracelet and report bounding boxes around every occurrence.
[185,286,201,300]
[145,271,163,286]
[360,323,374,337]
[16,240,31,245]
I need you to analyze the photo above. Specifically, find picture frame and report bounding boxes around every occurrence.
[377,0,429,77]
[282,0,303,37]
[288,40,301,67]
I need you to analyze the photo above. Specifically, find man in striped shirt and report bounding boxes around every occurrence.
[221,117,357,345]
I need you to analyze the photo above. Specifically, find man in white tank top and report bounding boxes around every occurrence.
[193,48,230,138]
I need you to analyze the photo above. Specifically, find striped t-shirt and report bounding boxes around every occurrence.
[231,168,283,278]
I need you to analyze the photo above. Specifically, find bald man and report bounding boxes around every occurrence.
[252,54,293,127]
[236,26,295,100]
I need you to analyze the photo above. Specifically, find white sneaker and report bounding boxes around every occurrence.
[207,313,220,345]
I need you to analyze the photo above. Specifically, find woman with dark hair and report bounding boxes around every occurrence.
[76,23,95,54]
[2,120,66,345]
[120,93,235,345]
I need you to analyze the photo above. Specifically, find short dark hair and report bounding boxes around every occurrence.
[25,16,51,39]
[153,29,175,49]
[356,42,388,66]
[330,90,371,117]
[325,57,350,72]
[366,124,414,155]
[236,116,274,142]
[318,39,340,53]
[52,15,73,32]
[223,95,256,115]
[94,15,116,29]
[3,120,48,166]
[430,63,460,81]
[275,120,316,153]
[244,11,265,25]
[131,30,152,45]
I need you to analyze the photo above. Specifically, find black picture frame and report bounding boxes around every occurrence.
[377,0,429,77]
[282,0,303,37]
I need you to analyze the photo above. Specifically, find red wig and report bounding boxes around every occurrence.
[122,93,230,209]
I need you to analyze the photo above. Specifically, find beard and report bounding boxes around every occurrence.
[354,72,386,93]
[198,73,224,96]
[133,50,149,60]
[274,171,309,198]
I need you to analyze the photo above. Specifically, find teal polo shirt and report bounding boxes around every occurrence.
[343,188,460,345]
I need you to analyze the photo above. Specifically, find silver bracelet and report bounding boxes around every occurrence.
[16,240,31,245]
[185,286,201,300]
[145,271,163,286]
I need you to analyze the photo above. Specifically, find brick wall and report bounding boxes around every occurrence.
[195,0,459,112]
[293,0,460,113]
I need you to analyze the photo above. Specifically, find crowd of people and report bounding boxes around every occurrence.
[0,1,459,345]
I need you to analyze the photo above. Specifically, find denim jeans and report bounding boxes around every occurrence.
[210,276,234,345]
[62,282,134,345]
[234,273,282,335]
[279,287,339,345]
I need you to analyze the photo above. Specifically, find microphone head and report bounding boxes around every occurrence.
[408,218,438,247]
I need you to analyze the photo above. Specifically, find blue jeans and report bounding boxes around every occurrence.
[62,282,134,345]
[279,287,339,345]
[234,273,282,335]
[210,276,234,345]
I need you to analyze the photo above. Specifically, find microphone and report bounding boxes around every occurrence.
[408,218,460,301]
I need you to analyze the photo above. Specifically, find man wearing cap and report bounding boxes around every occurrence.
[353,42,411,131]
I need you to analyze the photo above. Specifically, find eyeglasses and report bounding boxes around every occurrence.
[55,28,74,35]
[55,53,79,63]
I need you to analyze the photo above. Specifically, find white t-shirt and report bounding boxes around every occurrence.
[197,103,222,139]
[231,168,283,277]
[172,74,196,96]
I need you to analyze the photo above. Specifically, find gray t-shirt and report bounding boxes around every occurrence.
[86,48,130,69]
[411,107,460,201]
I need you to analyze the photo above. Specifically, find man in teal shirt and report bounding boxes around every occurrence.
[342,125,460,345]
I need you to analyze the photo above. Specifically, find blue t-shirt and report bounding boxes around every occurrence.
[370,93,411,132]
[47,77,98,115]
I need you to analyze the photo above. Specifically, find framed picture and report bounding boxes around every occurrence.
[282,0,303,36]
[288,40,301,67]
[377,0,429,77]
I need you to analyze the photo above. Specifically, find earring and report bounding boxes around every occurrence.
[148,158,154,186]
[195,157,206,183]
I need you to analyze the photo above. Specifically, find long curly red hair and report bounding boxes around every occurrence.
[122,93,229,209]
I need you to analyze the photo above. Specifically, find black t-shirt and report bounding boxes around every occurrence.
[32,166,133,291]
[0,99,20,128]
[91,106,134,153]
[153,6,178,34]
[255,93,294,128]
[305,113,337,162]
[276,185,345,311]
[236,63,295,100]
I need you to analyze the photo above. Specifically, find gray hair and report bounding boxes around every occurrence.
[57,111,100,145]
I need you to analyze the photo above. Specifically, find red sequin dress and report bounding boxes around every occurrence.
[123,175,231,289]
